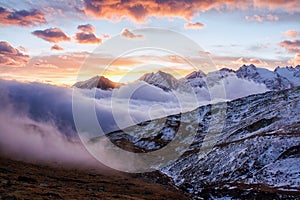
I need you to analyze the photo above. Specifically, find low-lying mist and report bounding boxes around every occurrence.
[0,78,268,168]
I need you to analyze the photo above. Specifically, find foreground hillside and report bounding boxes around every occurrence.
[0,157,190,200]
[92,86,300,199]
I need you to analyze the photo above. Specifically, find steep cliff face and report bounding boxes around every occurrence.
[92,86,300,199]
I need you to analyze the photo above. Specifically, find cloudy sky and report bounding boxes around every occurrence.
[0,0,299,85]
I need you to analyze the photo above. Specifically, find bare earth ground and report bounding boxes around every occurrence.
[0,157,191,200]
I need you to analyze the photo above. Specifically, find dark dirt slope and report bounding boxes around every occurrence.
[0,157,190,200]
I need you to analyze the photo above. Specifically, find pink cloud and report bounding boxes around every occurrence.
[32,28,71,43]
[102,34,110,39]
[18,46,28,52]
[0,6,46,26]
[82,0,297,23]
[283,30,300,38]
[51,44,64,51]
[83,0,251,22]
[184,22,205,29]
[288,53,300,65]
[121,29,143,39]
[245,14,279,22]
[0,41,30,66]
[74,32,102,44]
[233,57,268,66]
[254,0,300,12]
[278,40,300,53]
[77,24,96,33]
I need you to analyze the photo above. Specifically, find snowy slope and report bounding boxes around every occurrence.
[138,70,179,91]
[92,86,300,199]
[275,65,300,87]
[236,64,292,90]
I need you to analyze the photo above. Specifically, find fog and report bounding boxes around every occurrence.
[0,78,268,167]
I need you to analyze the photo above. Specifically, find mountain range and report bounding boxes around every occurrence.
[74,65,300,93]
[84,64,300,199]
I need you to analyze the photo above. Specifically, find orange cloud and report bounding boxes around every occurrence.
[288,53,300,65]
[266,14,279,21]
[121,29,143,39]
[184,22,205,29]
[77,24,96,33]
[82,0,299,23]
[0,6,46,26]
[0,41,30,66]
[283,30,300,38]
[51,44,64,51]
[83,0,251,22]
[278,40,300,53]
[75,23,102,44]
[0,51,147,85]
[254,0,300,12]
[18,46,28,52]
[102,34,110,39]
[245,14,279,22]
[233,57,268,66]
[32,28,71,43]
[74,32,102,44]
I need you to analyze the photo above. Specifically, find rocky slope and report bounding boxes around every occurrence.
[92,86,300,199]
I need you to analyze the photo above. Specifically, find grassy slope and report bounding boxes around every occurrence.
[0,157,190,200]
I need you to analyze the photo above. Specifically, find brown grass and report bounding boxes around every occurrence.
[0,157,191,200]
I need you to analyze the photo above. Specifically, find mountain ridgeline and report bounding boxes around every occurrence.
[74,65,300,92]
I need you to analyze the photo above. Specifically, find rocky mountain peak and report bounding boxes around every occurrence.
[185,70,206,79]
[138,70,179,91]
[73,75,121,90]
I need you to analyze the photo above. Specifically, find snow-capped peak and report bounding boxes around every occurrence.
[185,70,206,79]
[275,65,300,87]
[73,76,121,90]
[74,65,300,92]
[236,64,292,90]
[138,70,179,91]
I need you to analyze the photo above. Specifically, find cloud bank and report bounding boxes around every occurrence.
[0,77,268,166]
[83,0,299,22]
[0,6,46,26]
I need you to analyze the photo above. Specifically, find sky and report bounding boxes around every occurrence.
[0,0,300,85]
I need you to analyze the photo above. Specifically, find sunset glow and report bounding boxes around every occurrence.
[0,0,299,85]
